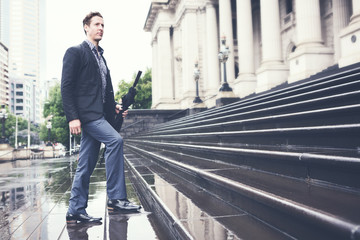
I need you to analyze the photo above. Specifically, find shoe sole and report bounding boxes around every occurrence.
[66,219,102,224]
[107,206,141,213]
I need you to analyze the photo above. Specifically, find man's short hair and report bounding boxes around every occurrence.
[83,11,103,35]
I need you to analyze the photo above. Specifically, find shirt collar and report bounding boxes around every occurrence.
[85,39,104,55]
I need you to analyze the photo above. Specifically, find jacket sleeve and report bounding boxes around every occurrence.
[61,47,80,122]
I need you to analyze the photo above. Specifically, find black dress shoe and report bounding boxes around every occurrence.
[66,213,102,224]
[107,199,141,212]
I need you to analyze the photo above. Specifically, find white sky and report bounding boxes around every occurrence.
[45,0,152,91]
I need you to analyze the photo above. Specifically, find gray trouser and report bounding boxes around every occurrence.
[67,117,127,215]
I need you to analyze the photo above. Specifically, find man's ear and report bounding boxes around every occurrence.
[84,24,89,34]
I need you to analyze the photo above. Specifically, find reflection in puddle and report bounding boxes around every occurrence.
[151,174,241,240]
[0,157,160,239]
[67,222,102,240]
[107,211,158,240]
[0,157,77,238]
[109,214,129,239]
[0,158,75,213]
[65,212,158,240]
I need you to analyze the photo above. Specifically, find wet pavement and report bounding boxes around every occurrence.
[0,156,158,240]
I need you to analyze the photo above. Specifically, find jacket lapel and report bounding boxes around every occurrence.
[81,41,101,79]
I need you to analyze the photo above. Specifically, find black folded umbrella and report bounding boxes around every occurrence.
[100,71,142,163]
[113,70,142,132]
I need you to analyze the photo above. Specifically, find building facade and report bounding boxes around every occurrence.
[145,0,360,109]
[0,0,43,123]
[8,0,41,122]
[0,42,9,107]
[0,0,9,46]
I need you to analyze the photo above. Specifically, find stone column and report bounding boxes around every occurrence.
[260,0,282,63]
[339,0,360,67]
[151,38,159,108]
[205,2,220,98]
[288,0,333,82]
[256,0,288,93]
[235,0,256,98]
[157,27,174,108]
[296,0,323,46]
[219,0,235,85]
[333,0,350,62]
[181,9,199,108]
[173,28,182,104]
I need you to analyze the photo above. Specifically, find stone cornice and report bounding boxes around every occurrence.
[144,3,163,32]
[144,0,180,32]
[146,0,215,40]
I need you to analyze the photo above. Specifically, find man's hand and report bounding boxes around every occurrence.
[115,104,128,118]
[69,119,81,135]
[122,110,128,118]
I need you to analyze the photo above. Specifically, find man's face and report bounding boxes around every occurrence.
[84,16,104,42]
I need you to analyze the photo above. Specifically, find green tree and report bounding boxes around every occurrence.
[43,83,64,118]
[115,68,152,109]
[115,80,132,101]
[1,107,39,147]
[40,83,75,149]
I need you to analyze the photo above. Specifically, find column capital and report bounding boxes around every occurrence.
[157,26,172,32]
[205,0,218,8]
[153,25,173,39]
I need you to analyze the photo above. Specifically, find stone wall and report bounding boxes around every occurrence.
[0,143,56,161]
[120,109,188,138]
[0,144,14,161]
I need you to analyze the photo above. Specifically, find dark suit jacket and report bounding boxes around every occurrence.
[61,41,116,127]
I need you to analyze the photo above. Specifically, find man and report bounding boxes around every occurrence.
[61,12,141,224]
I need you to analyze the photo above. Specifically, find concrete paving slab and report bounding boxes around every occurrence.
[0,156,161,240]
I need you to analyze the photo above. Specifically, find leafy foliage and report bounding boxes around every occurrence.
[3,110,40,147]
[43,84,64,118]
[40,83,77,149]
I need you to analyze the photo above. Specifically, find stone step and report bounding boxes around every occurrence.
[146,91,360,135]
[123,63,360,239]
[151,67,360,132]
[124,149,293,240]
[127,139,360,189]
[136,124,360,151]
[124,144,360,240]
